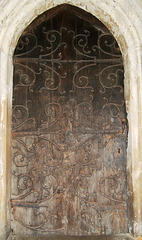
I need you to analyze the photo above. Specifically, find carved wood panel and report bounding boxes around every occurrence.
[11,4,128,236]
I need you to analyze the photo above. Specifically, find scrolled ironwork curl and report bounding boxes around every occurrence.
[41,174,58,200]
[13,151,28,168]
[99,65,123,89]
[38,137,63,167]
[13,208,63,232]
[102,98,124,118]
[15,33,37,56]
[40,64,63,91]
[73,30,99,58]
[41,28,67,58]
[76,102,93,115]
[45,102,62,118]
[14,63,36,90]
[98,33,121,57]
[12,174,33,199]
[99,170,126,203]
[73,63,96,89]
[12,105,29,129]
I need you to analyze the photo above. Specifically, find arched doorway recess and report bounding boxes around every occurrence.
[11,4,128,237]
[0,1,142,240]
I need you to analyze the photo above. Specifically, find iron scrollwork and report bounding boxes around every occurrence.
[11,6,128,236]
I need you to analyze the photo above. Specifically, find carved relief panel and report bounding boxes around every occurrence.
[11,5,128,236]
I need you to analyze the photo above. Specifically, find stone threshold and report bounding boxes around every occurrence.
[7,234,133,240]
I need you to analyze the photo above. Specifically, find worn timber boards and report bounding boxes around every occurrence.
[8,234,133,240]
[11,4,128,237]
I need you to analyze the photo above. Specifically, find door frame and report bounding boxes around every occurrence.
[0,0,142,239]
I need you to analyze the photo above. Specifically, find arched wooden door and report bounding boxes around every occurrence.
[11,4,128,237]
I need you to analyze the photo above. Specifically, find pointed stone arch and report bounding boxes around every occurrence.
[0,0,142,239]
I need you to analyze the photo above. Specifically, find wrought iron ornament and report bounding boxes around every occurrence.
[11,5,128,236]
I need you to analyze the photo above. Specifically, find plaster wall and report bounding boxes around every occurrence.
[0,0,142,239]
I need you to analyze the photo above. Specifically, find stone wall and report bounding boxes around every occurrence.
[0,0,142,239]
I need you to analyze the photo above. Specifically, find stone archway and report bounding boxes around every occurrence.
[0,0,142,239]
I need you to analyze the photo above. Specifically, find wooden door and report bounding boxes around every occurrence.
[11,4,128,236]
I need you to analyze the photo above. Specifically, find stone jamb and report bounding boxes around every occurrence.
[0,0,142,239]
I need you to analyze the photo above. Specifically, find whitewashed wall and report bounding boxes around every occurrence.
[0,0,142,239]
